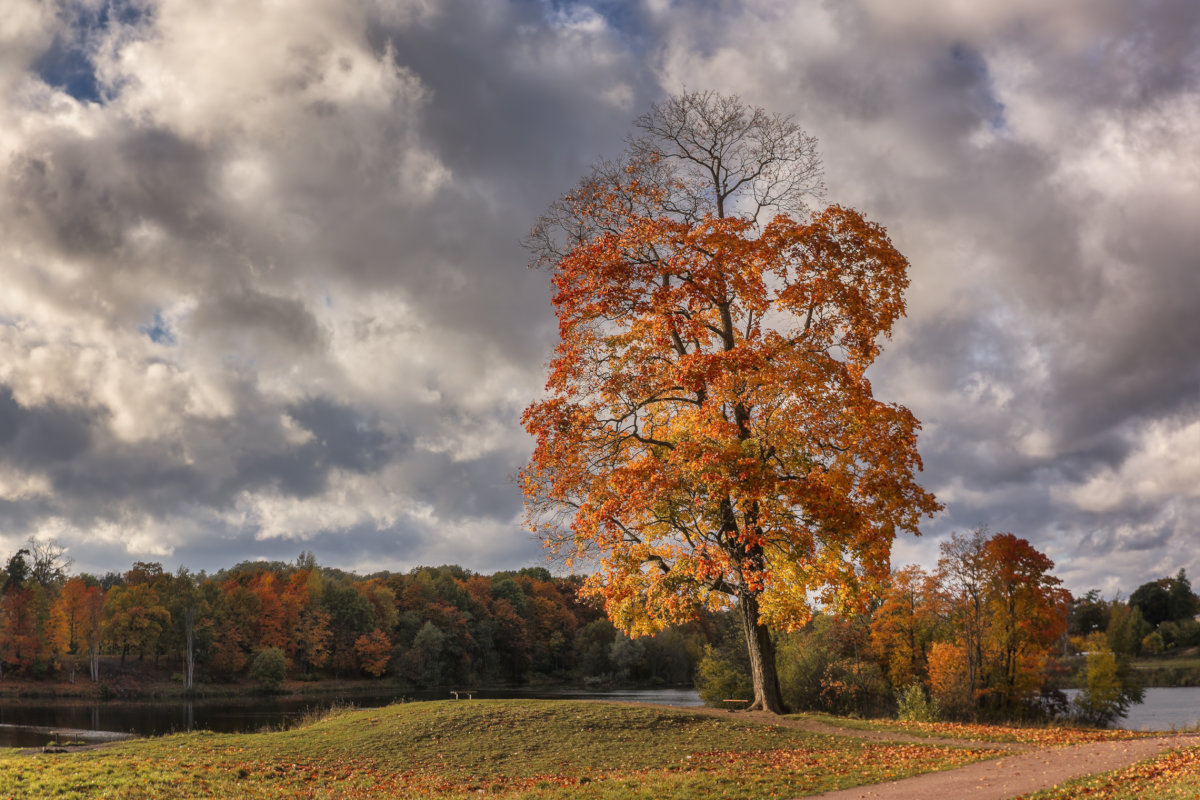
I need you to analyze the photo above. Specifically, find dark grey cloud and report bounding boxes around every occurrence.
[0,386,95,466]
[190,289,328,360]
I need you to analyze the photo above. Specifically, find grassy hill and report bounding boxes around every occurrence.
[0,700,992,799]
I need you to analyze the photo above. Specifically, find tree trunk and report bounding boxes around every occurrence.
[738,592,785,713]
[183,607,195,691]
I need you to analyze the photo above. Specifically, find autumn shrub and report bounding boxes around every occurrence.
[896,681,941,722]
[776,618,892,717]
[775,631,830,712]
[815,660,891,717]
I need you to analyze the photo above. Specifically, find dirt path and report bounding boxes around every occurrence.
[803,732,1200,800]
[647,704,1200,799]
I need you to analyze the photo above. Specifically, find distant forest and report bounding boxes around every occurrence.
[0,543,708,690]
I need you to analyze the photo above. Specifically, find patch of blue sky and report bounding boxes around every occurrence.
[543,0,638,31]
[140,310,176,346]
[532,0,653,49]
[32,0,151,103]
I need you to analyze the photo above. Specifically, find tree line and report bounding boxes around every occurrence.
[4,530,1192,725]
[0,545,708,690]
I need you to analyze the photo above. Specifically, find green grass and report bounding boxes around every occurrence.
[0,700,995,799]
[1133,652,1200,670]
[1020,744,1200,799]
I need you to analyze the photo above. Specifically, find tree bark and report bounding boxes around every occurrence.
[738,592,785,713]
[183,606,195,692]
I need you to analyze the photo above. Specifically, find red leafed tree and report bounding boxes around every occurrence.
[0,585,43,673]
[937,528,1070,712]
[979,532,1070,707]
[521,91,940,713]
[354,628,392,677]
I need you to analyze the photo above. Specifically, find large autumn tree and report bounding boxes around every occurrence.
[521,91,939,712]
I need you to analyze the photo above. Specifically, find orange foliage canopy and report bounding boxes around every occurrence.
[870,565,943,688]
[976,532,1070,706]
[521,179,940,636]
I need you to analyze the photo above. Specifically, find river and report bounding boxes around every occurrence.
[1117,687,1200,731]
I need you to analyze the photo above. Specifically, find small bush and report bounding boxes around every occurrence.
[250,647,288,691]
[695,646,753,707]
[896,681,941,722]
[1073,646,1142,726]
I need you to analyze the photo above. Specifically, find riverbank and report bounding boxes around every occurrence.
[0,656,648,702]
[1048,646,1200,694]
[1131,646,1200,687]
[0,670,411,702]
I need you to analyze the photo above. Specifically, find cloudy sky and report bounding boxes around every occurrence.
[1,0,1197,595]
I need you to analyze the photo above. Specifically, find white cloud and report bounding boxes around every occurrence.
[1061,417,1200,513]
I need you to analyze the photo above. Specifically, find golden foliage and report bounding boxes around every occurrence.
[523,188,940,632]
